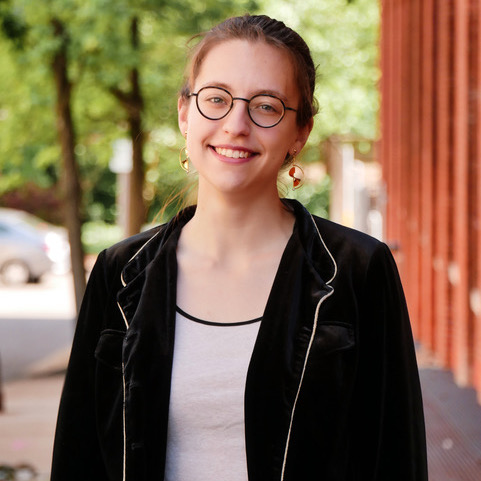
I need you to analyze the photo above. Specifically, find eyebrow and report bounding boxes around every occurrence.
[199,82,290,103]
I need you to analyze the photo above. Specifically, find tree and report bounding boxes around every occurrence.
[0,1,87,310]
[51,17,86,310]
[109,16,146,236]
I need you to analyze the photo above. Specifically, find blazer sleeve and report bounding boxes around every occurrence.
[353,242,428,480]
[51,250,123,480]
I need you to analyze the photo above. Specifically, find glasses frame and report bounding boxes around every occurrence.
[188,86,298,129]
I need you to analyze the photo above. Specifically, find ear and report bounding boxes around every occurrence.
[178,96,189,136]
[293,118,314,153]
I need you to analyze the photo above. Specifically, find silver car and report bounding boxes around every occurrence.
[0,208,70,285]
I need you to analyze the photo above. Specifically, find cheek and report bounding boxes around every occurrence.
[266,129,293,156]
[183,100,200,130]
[185,122,212,163]
[188,118,221,152]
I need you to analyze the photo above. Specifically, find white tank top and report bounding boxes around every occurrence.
[164,307,262,481]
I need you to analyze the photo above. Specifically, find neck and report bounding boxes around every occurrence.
[180,186,294,263]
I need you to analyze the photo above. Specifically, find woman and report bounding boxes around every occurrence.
[51,14,428,481]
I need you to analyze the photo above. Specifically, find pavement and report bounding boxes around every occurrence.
[417,347,481,481]
[0,346,481,480]
[0,373,63,481]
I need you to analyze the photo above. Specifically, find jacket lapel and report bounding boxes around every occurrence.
[245,201,336,481]
[117,207,195,480]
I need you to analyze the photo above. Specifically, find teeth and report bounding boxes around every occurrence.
[215,147,251,159]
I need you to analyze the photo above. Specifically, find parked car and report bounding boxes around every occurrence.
[0,208,70,285]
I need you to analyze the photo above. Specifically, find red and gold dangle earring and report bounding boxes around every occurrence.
[288,149,304,190]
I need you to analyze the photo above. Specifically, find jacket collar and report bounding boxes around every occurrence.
[119,199,336,296]
[120,205,196,287]
[282,198,337,287]
[117,206,196,327]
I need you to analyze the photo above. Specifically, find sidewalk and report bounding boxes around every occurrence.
[0,346,69,480]
[1,350,481,480]
[0,374,63,480]
[418,348,481,481]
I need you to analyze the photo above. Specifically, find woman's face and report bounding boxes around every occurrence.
[178,39,312,196]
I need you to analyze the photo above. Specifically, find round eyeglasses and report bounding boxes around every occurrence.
[188,86,298,128]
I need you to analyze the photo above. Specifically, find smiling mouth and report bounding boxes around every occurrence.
[213,147,255,159]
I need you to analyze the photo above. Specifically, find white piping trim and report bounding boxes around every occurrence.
[118,229,162,326]
[119,228,160,292]
[127,229,162,263]
[117,229,162,481]
[117,301,129,329]
[122,362,127,481]
[279,287,334,480]
[280,214,338,480]
[310,214,338,285]
[117,302,129,479]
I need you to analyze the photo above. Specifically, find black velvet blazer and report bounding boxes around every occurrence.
[51,199,428,481]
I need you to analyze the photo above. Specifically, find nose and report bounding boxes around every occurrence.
[222,98,251,136]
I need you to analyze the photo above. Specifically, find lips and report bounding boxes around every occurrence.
[213,146,255,159]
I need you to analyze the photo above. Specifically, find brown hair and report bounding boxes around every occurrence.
[180,14,318,128]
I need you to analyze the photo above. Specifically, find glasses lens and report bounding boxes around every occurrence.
[249,95,285,128]
[197,87,232,120]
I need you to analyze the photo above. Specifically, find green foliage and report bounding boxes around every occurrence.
[0,0,378,226]
[82,220,122,254]
[0,10,28,46]
[0,36,59,194]
[285,175,331,219]
[263,0,380,144]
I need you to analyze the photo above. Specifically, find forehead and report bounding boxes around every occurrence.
[194,40,298,101]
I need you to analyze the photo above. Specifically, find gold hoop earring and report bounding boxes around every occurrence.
[288,150,304,190]
[179,147,189,172]
[180,132,189,173]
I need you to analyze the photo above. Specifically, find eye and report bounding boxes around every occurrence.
[199,88,231,108]
[258,104,276,112]
[250,96,283,115]
[207,96,227,105]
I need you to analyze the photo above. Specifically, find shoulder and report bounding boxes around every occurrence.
[90,205,196,287]
[102,225,165,267]
[308,214,398,289]
[311,214,385,259]
[287,198,383,258]
[305,214,405,316]
[286,198,392,282]
[89,225,166,287]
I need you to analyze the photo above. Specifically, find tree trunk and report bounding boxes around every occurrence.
[127,70,145,236]
[51,18,86,312]
[111,16,145,236]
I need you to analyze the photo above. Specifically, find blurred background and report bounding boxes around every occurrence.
[0,0,480,480]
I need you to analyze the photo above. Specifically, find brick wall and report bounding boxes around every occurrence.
[380,0,481,401]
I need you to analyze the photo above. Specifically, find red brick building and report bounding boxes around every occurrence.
[380,0,481,401]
